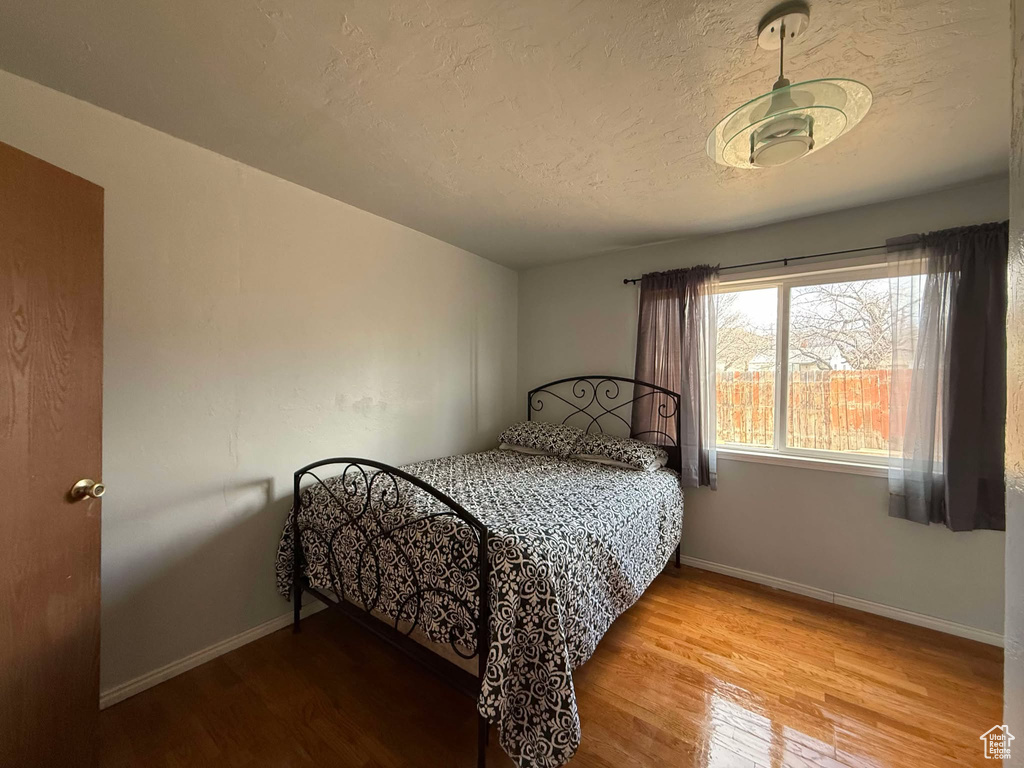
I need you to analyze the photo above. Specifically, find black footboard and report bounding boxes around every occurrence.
[290,458,491,765]
[286,376,683,767]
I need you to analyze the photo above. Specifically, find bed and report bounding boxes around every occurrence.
[275,376,684,768]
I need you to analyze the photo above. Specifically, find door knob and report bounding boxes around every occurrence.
[70,478,105,501]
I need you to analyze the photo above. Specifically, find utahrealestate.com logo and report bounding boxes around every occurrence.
[980,725,1014,760]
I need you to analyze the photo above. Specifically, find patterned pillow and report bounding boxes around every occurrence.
[498,421,584,458]
[576,432,669,471]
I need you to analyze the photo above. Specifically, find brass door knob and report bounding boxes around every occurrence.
[70,479,105,501]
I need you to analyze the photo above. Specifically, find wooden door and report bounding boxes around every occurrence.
[0,141,104,767]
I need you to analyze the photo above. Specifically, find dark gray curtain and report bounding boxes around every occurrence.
[631,265,718,488]
[887,222,1008,531]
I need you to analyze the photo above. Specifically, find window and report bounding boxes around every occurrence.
[716,286,777,448]
[715,263,903,466]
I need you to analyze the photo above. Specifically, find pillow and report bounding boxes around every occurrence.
[498,421,584,458]
[576,432,669,471]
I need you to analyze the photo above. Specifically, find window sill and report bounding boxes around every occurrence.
[716,448,889,478]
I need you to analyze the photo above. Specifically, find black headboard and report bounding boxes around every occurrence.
[526,376,682,473]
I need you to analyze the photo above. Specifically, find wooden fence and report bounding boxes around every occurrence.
[716,370,775,447]
[716,369,906,454]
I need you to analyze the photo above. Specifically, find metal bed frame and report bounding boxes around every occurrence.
[290,376,682,767]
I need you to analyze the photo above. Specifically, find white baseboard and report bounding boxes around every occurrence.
[99,601,325,709]
[679,555,835,603]
[102,557,1002,711]
[830,594,1004,646]
[679,555,1003,647]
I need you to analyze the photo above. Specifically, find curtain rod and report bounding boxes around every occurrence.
[621,244,887,285]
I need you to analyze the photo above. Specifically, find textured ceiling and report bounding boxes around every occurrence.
[0,0,1010,268]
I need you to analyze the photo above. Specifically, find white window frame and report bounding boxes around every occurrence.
[714,255,898,476]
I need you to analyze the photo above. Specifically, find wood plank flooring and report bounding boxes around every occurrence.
[100,567,1003,768]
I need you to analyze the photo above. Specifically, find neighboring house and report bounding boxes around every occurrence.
[789,347,851,371]
[723,348,850,373]
[746,352,775,372]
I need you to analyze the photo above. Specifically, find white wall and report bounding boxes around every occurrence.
[1005,0,1023,749]
[519,177,1008,636]
[0,70,518,692]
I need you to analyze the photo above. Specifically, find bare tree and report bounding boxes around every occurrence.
[788,279,892,370]
[715,293,775,371]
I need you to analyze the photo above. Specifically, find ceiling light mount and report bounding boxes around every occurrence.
[756,2,810,51]
[706,1,871,170]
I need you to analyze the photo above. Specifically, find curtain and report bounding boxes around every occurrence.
[632,265,719,488]
[887,222,1008,531]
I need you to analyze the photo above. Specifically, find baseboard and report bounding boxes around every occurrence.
[102,558,1002,710]
[679,555,1003,647]
[679,555,835,602]
[831,594,1004,647]
[99,601,325,709]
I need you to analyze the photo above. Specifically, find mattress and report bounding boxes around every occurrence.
[275,448,683,768]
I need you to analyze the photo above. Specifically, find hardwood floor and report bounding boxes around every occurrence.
[100,567,1002,768]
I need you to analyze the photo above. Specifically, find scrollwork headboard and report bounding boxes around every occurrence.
[526,375,682,473]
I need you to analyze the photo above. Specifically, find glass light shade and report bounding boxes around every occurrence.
[706,78,872,169]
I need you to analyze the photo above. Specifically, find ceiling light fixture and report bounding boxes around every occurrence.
[706,2,872,169]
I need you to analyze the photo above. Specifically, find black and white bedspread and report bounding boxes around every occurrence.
[275,449,683,768]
